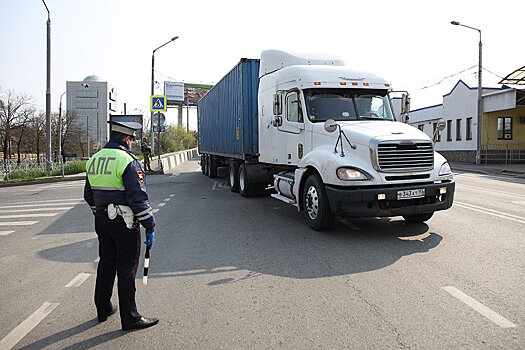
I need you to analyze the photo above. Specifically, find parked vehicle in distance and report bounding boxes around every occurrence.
[198,50,455,230]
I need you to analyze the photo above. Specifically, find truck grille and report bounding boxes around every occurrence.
[376,141,434,172]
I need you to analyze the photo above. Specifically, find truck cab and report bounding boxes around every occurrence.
[257,50,454,230]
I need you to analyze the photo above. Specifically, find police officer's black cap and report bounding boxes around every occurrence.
[108,121,142,137]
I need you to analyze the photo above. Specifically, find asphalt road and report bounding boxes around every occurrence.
[0,158,524,349]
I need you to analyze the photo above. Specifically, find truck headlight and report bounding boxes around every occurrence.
[337,167,372,181]
[439,162,452,176]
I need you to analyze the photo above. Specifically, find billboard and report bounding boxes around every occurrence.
[164,81,184,102]
[164,81,213,106]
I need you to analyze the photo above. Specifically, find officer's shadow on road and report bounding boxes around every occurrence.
[17,319,124,350]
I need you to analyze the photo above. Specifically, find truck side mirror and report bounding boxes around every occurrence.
[324,119,337,133]
[273,93,282,115]
[401,94,410,115]
[437,118,446,131]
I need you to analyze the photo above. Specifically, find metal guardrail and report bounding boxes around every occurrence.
[481,143,525,164]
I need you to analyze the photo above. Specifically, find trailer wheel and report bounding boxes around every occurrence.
[208,155,218,178]
[302,174,334,231]
[200,154,205,174]
[229,162,240,192]
[239,163,256,197]
[402,212,434,223]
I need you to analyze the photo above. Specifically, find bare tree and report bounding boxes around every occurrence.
[59,110,82,161]
[0,88,34,161]
[12,107,35,163]
[30,112,46,163]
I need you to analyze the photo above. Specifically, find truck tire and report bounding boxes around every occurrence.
[208,155,218,178]
[239,163,256,197]
[229,162,240,192]
[403,212,434,223]
[200,154,205,174]
[302,174,334,231]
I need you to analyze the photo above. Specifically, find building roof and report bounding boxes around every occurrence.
[499,66,525,85]
[83,75,102,82]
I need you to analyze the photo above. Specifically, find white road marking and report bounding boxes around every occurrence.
[164,198,171,202]
[0,213,57,219]
[455,173,525,185]
[442,286,517,328]
[0,202,81,209]
[340,219,360,231]
[158,203,166,207]
[454,201,525,225]
[3,198,81,206]
[65,273,91,288]
[152,209,159,213]
[169,194,175,197]
[0,231,14,236]
[457,183,525,197]
[0,207,73,213]
[0,221,39,226]
[170,173,181,177]
[0,302,59,350]
[212,181,218,190]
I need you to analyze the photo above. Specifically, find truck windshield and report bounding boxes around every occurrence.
[303,89,394,122]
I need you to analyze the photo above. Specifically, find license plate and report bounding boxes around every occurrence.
[397,189,425,200]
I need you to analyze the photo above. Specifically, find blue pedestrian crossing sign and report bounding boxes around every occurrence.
[150,95,167,112]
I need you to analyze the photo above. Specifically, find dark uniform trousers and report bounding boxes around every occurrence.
[94,210,141,326]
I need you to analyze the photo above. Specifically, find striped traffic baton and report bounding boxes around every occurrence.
[143,247,150,285]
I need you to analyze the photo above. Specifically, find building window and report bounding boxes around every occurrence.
[447,120,452,141]
[466,117,473,140]
[498,117,513,140]
[456,119,462,141]
[432,122,441,142]
[418,124,424,132]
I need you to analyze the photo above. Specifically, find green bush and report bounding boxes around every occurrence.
[63,160,86,175]
[8,168,46,180]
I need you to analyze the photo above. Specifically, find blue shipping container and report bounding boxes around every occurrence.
[198,58,260,159]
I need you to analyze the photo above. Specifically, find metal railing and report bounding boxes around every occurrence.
[1,158,64,181]
[481,143,525,164]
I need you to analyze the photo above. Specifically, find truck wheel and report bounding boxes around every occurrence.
[239,163,255,197]
[302,174,334,231]
[402,212,434,223]
[200,154,205,174]
[208,155,218,178]
[229,162,240,192]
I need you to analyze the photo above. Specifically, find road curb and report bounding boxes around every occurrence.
[0,174,86,188]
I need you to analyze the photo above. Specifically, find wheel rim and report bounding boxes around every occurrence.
[305,185,319,220]
[239,169,245,192]
[230,167,235,188]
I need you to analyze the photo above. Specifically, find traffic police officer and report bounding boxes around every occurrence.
[84,120,158,331]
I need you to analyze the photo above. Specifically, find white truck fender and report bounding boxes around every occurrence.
[293,167,308,212]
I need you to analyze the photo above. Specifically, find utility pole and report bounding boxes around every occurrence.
[42,0,52,174]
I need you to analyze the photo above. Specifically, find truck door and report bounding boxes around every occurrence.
[277,90,305,165]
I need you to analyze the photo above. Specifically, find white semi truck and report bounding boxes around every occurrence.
[198,50,455,230]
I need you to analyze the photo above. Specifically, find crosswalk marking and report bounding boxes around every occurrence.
[0,198,81,206]
[0,207,73,214]
[0,213,57,219]
[0,202,81,209]
[0,221,39,226]
[0,231,14,236]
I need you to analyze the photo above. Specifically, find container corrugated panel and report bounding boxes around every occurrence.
[198,59,260,159]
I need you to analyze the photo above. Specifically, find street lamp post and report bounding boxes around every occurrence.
[42,0,52,173]
[59,91,66,176]
[150,36,178,170]
[451,21,482,165]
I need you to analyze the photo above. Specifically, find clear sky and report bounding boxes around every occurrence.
[1,0,523,129]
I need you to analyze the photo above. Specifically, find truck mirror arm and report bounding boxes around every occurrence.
[333,124,356,157]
